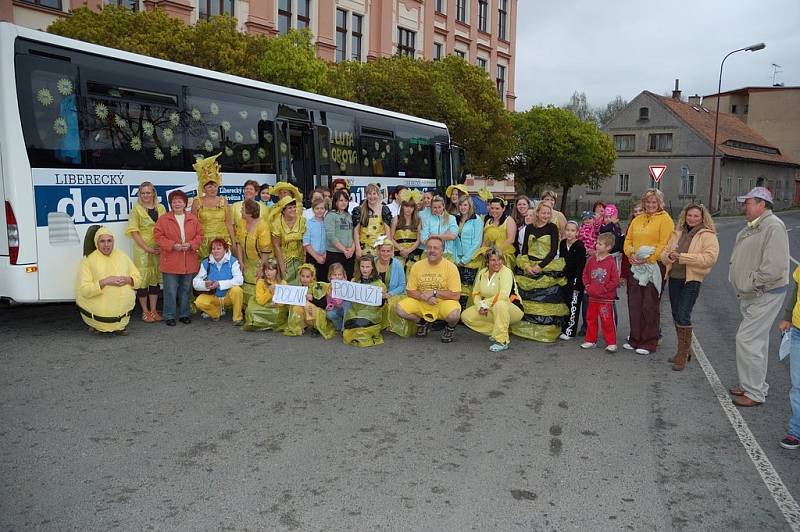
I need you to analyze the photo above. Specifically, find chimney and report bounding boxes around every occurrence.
[688,94,702,106]
[672,79,682,100]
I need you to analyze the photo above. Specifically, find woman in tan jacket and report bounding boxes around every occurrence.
[661,203,719,370]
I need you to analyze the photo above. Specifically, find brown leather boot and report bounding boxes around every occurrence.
[668,325,679,363]
[672,326,693,371]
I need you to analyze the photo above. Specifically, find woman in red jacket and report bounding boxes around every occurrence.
[154,190,204,326]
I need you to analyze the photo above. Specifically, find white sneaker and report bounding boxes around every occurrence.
[201,312,210,319]
[623,343,635,350]
[559,333,572,341]
[606,345,618,353]
[580,342,596,349]
[635,348,651,355]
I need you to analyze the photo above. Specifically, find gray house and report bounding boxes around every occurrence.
[568,90,799,216]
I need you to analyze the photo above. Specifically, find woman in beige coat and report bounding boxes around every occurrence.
[661,203,720,370]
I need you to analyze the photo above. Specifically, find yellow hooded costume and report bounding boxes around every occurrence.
[76,227,142,332]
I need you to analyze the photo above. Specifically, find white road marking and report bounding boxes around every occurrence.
[792,256,798,266]
[691,334,800,530]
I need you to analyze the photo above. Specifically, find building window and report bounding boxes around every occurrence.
[744,104,749,114]
[476,57,488,71]
[278,0,291,34]
[435,0,445,14]
[104,0,137,9]
[613,135,635,152]
[496,65,506,99]
[335,9,347,63]
[455,49,466,60]
[618,174,630,193]
[731,104,738,114]
[648,177,662,190]
[433,42,444,60]
[456,0,467,23]
[681,174,695,195]
[351,14,363,62]
[725,177,732,196]
[498,0,508,40]
[18,0,62,9]
[588,180,601,192]
[296,0,311,30]
[478,0,489,32]
[749,178,755,190]
[639,107,649,120]
[737,177,744,195]
[199,0,233,19]
[397,28,416,58]
[648,133,672,151]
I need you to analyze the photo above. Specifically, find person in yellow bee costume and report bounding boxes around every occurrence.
[235,198,273,305]
[76,227,142,335]
[284,263,337,339]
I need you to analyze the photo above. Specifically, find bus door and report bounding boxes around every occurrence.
[276,120,317,206]
[451,144,466,185]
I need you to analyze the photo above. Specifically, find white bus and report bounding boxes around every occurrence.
[0,22,464,303]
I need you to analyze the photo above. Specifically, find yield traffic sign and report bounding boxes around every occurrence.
[649,164,667,183]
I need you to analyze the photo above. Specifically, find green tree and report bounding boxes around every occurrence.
[323,56,513,177]
[511,106,616,211]
[257,29,328,93]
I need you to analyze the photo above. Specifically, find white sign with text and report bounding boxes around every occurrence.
[272,284,309,305]
[331,280,383,307]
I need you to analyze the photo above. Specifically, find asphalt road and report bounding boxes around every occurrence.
[2,211,800,531]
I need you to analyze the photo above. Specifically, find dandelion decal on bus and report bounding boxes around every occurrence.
[56,78,73,96]
[241,149,251,162]
[162,128,174,142]
[130,136,142,151]
[36,88,54,107]
[258,147,267,159]
[221,120,231,132]
[250,128,257,141]
[234,131,244,143]
[208,129,219,140]
[191,107,202,122]
[170,111,181,127]
[52,117,68,136]
[204,139,214,152]
[94,102,108,119]
[154,147,164,160]
[239,110,248,119]
[142,121,155,138]
[225,146,234,157]
[114,115,127,129]
[170,144,182,157]
[210,102,219,115]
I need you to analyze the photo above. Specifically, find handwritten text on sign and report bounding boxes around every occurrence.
[272,284,308,305]
[331,280,383,307]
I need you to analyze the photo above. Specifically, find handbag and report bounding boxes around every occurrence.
[779,330,792,361]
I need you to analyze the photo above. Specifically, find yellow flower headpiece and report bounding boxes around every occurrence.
[271,182,303,203]
[193,153,223,194]
[477,185,493,202]
[372,235,396,249]
[399,188,422,204]
[446,184,469,199]
[298,262,317,280]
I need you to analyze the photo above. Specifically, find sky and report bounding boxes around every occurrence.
[514,0,800,111]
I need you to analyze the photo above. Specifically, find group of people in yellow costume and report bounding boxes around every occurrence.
[78,152,572,350]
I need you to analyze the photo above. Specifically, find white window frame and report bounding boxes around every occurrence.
[276,0,316,35]
[433,41,444,60]
[456,0,469,24]
[476,56,488,72]
[618,173,629,193]
[681,173,695,195]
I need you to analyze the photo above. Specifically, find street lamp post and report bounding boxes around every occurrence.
[708,42,766,210]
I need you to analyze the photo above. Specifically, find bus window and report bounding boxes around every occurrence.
[359,134,395,177]
[397,136,433,179]
[16,56,82,167]
[185,89,277,174]
[325,113,358,176]
[315,125,332,188]
[83,81,182,170]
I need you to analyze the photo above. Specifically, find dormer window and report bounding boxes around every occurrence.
[639,107,649,120]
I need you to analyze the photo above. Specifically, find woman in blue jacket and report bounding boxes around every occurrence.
[454,196,484,308]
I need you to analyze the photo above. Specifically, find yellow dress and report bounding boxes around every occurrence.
[284,281,336,338]
[236,217,273,304]
[193,196,231,258]
[469,217,516,270]
[358,210,387,250]
[230,200,264,229]
[394,227,421,274]
[125,202,166,288]
[272,215,306,284]
[510,232,568,343]
[242,278,288,331]
[76,248,142,332]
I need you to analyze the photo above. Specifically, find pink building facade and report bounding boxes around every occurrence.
[3,0,517,110]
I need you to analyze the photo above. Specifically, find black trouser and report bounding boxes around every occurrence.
[668,278,702,327]
[562,288,583,337]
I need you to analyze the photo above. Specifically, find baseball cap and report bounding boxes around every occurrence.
[737,186,773,204]
[580,211,594,221]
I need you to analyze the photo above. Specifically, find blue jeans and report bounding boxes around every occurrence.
[789,327,800,438]
[327,306,345,331]
[668,278,701,326]
[162,273,193,320]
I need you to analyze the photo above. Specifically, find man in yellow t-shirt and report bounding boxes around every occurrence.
[396,236,462,343]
